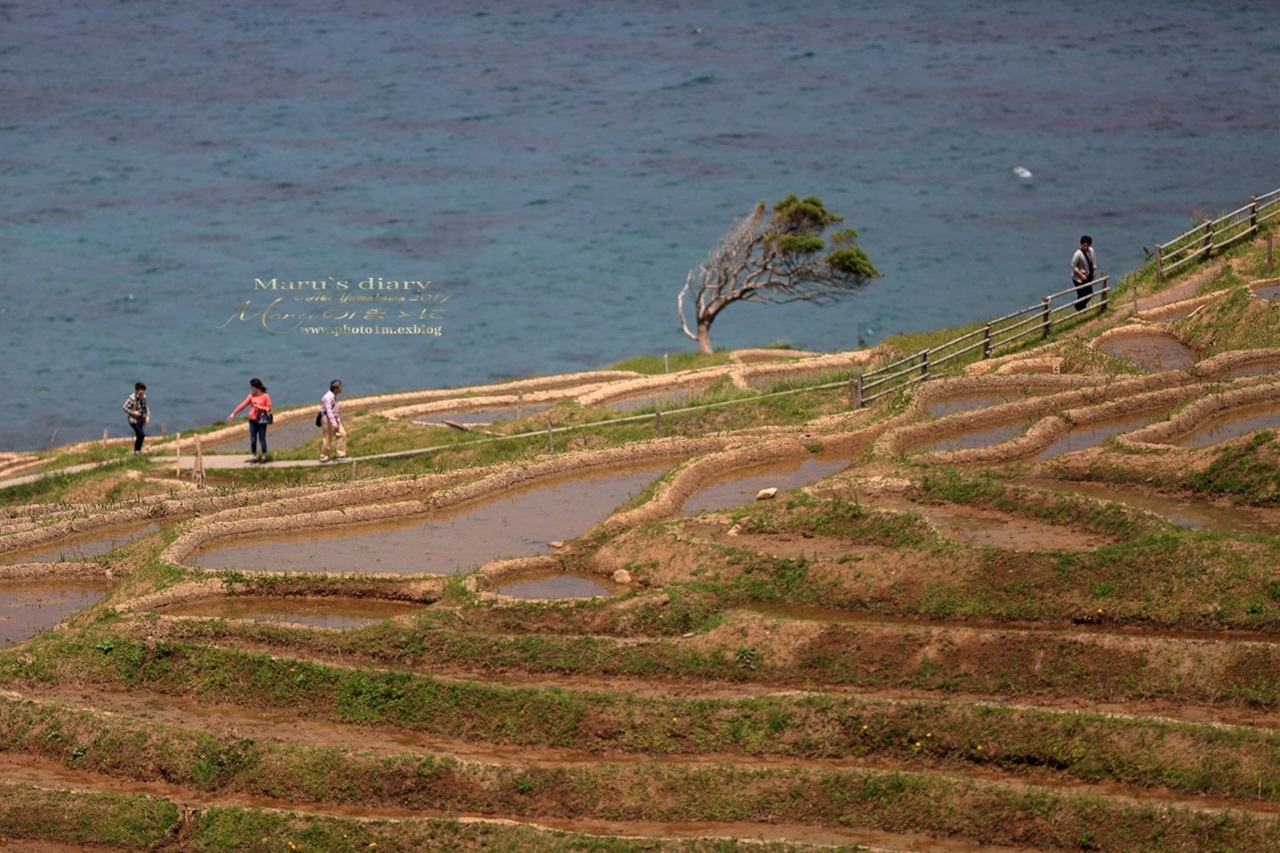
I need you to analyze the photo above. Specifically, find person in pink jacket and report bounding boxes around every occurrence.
[227,377,273,464]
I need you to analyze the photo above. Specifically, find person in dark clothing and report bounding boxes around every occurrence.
[123,381,150,453]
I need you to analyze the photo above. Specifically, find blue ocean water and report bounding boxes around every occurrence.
[2,0,1278,451]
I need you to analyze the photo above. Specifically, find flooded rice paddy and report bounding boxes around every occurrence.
[682,457,849,515]
[1,524,159,564]
[1,580,113,648]
[157,594,424,629]
[414,403,552,426]
[1219,358,1280,379]
[491,571,623,600]
[909,420,1034,453]
[926,391,1029,418]
[1097,333,1197,371]
[1033,410,1168,461]
[1177,403,1280,448]
[193,465,667,575]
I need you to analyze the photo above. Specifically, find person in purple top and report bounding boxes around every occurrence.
[319,379,347,463]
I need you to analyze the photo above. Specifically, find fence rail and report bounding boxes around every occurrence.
[855,185,1280,408]
[856,277,1109,406]
[1156,188,1280,282]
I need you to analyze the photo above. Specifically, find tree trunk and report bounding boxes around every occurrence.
[696,321,713,355]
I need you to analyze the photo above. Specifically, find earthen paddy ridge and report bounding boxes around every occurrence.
[3,238,1280,851]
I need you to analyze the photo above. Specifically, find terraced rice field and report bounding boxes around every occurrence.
[4,277,1280,850]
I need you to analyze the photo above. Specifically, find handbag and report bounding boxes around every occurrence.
[315,410,323,427]
[258,412,274,425]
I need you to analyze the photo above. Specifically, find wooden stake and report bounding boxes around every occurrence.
[194,435,205,490]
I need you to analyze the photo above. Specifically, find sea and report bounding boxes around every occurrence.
[2,0,1278,452]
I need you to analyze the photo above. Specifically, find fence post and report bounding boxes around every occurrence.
[655,411,662,438]
[1041,296,1051,338]
[1202,220,1213,260]
[547,420,554,453]
[1156,245,1163,284]
[982,323,991,359]
[854,375,863,409]
[1100,276,1109,313]
[918,349,928,380]
[1251,197,1259,234]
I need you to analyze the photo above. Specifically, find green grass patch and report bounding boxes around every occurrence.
[608,349,735,374]
[0,781,178,848]
[0,455,152,505]
[1187,431,1280,503]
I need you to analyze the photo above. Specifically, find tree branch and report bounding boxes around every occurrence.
[677,196,881,353]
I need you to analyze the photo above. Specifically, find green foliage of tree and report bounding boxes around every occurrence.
[679,195,881,354]
[774,234,825,255]
[828,246,879,277]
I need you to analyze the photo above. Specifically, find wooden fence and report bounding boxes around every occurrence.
[855,276,1109,407]
[1156,188,1280,282]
